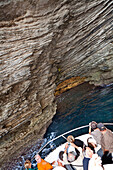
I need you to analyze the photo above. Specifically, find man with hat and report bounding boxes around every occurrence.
[97,123,113,164]
[89,121,102,145]
[97,123,113,153]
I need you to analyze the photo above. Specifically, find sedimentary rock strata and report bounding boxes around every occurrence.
[0,0,112,167]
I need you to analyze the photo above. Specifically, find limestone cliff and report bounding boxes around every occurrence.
[0,0,113,167]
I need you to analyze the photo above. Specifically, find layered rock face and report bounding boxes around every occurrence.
[0,0,112,166]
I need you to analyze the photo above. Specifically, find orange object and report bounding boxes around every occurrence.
[38,159,53,170]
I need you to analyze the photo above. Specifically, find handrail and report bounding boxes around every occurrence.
[34,122,113,157]
[103,123,113,125]
[37,124,89,154]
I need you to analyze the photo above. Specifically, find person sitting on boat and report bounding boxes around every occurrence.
[61,142,83,169]
[58,146,76,170]
[89,121,102,145]
[35,154,53,170]
[87,137,103,158]
[66,135,84,163]
[58,151,74,170]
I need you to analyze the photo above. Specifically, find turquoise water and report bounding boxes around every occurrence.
[44,83,113,147]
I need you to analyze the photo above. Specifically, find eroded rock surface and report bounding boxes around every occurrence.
[55,77,86,96]
[0,0,113,167]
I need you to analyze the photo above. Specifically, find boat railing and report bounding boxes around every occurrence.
[37,122,113,155]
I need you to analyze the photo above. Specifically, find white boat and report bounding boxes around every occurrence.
[37,123,113,170]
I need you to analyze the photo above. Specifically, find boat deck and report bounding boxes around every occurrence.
[45,134,91,170]
[45,133,113,170]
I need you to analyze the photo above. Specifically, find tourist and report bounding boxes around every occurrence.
[83,145,104,170]
[65,140,80,159]
[24,159,32,170]
[88,154,104,170]
[97,122,113,165]
[35,154,53,170]
[89,121,102,145]
[62,142,83,170]
[24,159,38,170]
[97,123,113,153]
[66,135,84,163]
[87,137,103,158]
[83,146,94,170]
[67,135,84,149]
[58,150,75,170]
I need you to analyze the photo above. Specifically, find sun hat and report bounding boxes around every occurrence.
[97,123,106,131]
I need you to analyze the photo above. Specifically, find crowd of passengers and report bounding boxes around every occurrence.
[24,121,113,170]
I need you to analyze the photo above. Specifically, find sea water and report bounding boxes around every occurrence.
[43,82,113,155]
[5,82,113,169]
